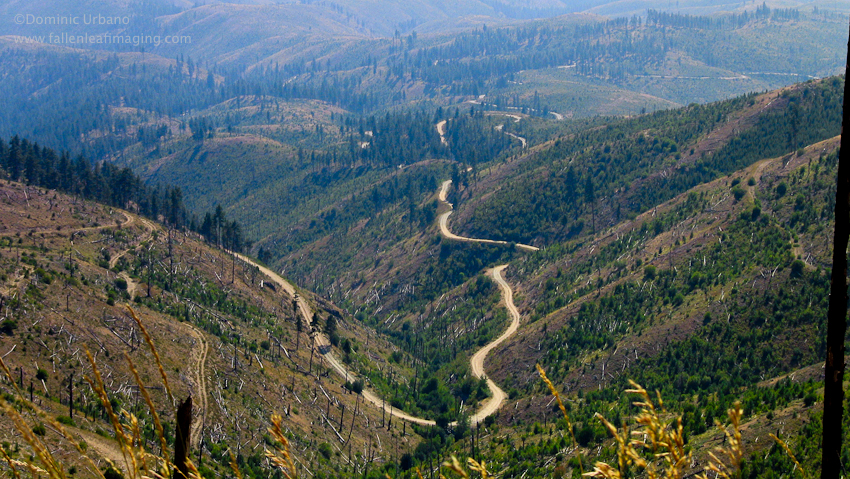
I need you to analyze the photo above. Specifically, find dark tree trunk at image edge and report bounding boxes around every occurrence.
[822,20,850,478]
[174,396,193,479]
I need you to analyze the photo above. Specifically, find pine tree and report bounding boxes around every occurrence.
[584,175,596,233]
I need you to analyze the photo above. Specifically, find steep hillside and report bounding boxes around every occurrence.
[0,90,842,478]
[285,78,840,323]
[458,134,841,479]
[0,179,439,479]
[369,123,840,479]
[0,3,848,476]
[250,78,845,477]
[456,77,843,245]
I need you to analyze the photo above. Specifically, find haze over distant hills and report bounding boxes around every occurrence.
[0,0,846,264]
[2,0,850,477]
[3,0,849,66]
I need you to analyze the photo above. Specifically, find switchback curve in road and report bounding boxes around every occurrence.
[468,265,519,425]
[438,180,538,252]
[233,178,535,427]
[109,217,155,269]
[436,120,448,145]
[437,180,534,424]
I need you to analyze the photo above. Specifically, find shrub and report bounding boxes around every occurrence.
[400,453,414,471]
[804,392,817,407]
[318,442,333,460]
[103,466,123,479]
[57,415,76,427]
[576,424,596,446]
[0,319,16,335]
[732,186,747,201]
[791,260,806,278]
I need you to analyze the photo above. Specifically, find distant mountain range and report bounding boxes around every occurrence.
[3,0,848,69]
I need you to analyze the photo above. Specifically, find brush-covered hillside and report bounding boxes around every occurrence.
[0,2,849,476]
[0,78,845,479]
[283,77,842,317]
[235,76,846,478]
[471,130,841,479]
[0,4,845,286]
[0,172,445,478]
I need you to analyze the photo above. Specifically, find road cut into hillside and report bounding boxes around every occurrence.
[438,180,538,252]
[467,265,520,425]
[233,252,436,426]
[234,152,538,427]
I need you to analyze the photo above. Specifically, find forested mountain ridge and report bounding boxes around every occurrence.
[0,82,843,478]
[1,5,837,288]
[453,76,843,246]
[0,4,844,160]
[0,4,843,274]
[472,133,841,478]
[291,77,841,320]
[0,134,245,250]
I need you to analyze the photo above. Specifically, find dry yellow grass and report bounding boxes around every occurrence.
[439,455,491,479]
[537,363,584,476]
[0,306,300,479]
[0,310,801,479]
[581,380,749,479]
[535,365,752,479]
[266,414,297,479]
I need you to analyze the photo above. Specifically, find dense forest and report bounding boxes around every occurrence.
[461,77,843,245]
[0,136,244,250]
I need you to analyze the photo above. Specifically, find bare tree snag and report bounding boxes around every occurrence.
[174,396,193,479]
[68,372,73,419]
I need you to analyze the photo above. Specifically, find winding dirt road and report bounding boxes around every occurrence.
[489,112,526,148]
[186,323,209,447]
[468,265,520,425]
[436,181,532,424]
[441,114,527,149]
[233,253,438,425]
[438,180,538,252]
[436,120,448,145]
[109,217,155,269]
[235,182,532,426]
[233,122,541,426]
[504,131,527,148]
[494,124,527,148]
